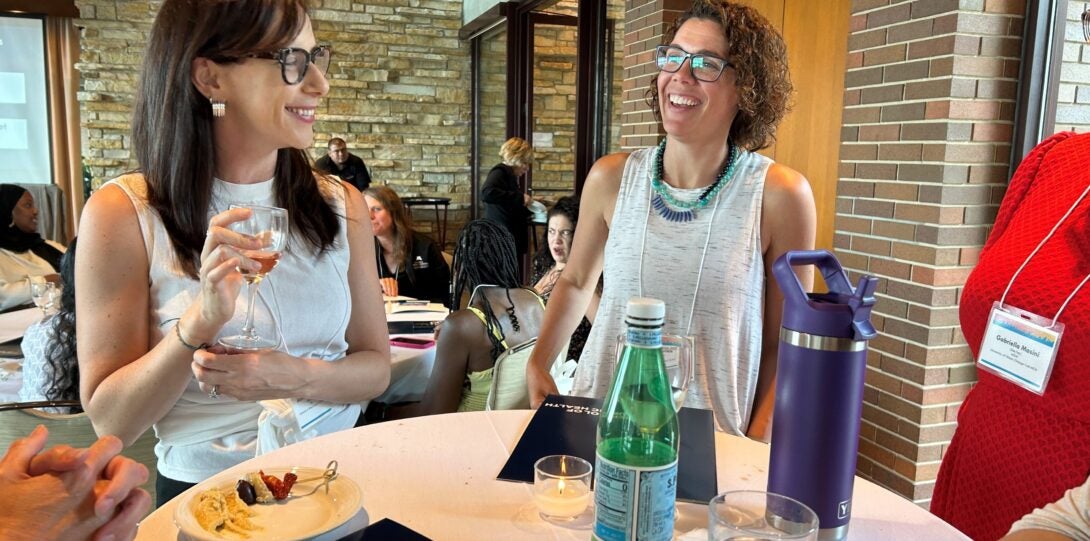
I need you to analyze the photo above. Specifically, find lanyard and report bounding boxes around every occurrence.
[637,160,725,337]
[999,183,1090,329]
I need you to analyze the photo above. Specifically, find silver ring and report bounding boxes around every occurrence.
[208,384,219,399]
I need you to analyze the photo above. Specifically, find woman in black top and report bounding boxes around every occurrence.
[481,137,535,259]
[363,186,451,304]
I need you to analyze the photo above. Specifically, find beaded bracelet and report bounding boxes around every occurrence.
[174,323,211,351]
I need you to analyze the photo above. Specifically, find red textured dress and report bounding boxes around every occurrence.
[931,131,1090,540]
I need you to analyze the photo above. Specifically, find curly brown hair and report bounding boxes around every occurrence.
[646,0,793,151]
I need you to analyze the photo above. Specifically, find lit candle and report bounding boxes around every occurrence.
[533,477,591,520]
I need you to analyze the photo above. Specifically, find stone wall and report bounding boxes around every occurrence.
[839,0,1024,504]
[1054,0,1090,133]
[76,0,472,246]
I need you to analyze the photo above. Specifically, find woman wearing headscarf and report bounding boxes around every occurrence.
[0,184,65,311]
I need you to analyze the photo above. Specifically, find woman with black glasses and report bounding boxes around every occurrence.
[76,0,390,505]
[525,0,816,440]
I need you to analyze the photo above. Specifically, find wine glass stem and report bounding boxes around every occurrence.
[241,281,260,339]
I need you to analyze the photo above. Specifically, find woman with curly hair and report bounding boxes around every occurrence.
[525,0,816,439]
[19,237,79,414]
[530,195,597,363]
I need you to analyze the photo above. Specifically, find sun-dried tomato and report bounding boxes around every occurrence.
[282,472,298,495]
[259,471,290,500]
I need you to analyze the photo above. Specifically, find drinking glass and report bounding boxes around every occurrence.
[708,490,819,541]
[218,205,288,351]
[615,333,694,411]
[30,281,58,316]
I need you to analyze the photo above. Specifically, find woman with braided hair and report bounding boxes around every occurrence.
[373,220,545,420]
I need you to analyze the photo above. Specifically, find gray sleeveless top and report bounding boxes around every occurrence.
[572,146,770,435]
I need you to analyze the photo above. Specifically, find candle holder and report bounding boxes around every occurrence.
[533,455,592,522]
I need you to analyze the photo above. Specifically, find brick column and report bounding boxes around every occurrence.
[620,0,689,150]
[838,0,1025,504]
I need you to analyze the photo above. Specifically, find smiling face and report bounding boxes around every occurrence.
[11,191,38,234]
[214,16,329,152]
[547,214,574,265]
[656,18,741,144]
[364,195,393,238]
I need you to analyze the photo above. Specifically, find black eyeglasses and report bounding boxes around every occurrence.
[655,45,732,83]
[248,45,332,85]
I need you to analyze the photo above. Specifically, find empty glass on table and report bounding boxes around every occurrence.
[708,490,819,541]
[30,281,58,316]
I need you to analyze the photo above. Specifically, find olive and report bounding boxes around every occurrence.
[236,479,257,505]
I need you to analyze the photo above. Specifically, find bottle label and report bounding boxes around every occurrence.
[626,328,662,348]
[592,454,677,541]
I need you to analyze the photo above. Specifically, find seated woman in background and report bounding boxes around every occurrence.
[363,186,451,304]
[530,195,598,363]
[372,220,545,420]
[0,184,65,311]
[19,237,80,414]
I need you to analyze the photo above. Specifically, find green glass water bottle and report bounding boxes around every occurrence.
[593,297,679,541]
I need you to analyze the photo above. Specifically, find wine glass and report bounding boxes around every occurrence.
[218,205,288,351]
[615,333,694,411]
[30,281,58,316]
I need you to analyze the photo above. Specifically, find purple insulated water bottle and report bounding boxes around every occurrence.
[767,250,877,541]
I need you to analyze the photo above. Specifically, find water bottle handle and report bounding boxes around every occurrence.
[773,250,854,310]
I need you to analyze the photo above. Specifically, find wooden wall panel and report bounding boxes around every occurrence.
[775,0,850,251]
[732,0,849,251]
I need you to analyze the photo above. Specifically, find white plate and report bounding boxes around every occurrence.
[173,466,362,541]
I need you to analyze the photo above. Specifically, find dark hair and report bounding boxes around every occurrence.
[328,137,346,149]
[132,0,340,279]
[43,237,80,410]
[363,186,414,269]
[646,0,793,151]
[532,195,579,280]
[450,220,522,360]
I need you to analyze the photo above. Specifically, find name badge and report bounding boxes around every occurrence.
[977,301,1063,395]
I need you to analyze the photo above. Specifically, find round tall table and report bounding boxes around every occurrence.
[137,410,968,540]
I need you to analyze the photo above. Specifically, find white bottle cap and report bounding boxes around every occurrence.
[625,297,665,327]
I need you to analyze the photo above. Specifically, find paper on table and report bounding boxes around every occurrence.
[0,308,42,344]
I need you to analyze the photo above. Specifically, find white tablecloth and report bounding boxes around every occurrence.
[0,307,40,344]
[0,359,23,403]
[137,410,969,541]
[380,335,436,403]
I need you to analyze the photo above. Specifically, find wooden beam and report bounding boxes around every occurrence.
[1,0,78,18]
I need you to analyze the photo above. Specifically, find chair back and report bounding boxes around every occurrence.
[486,338,537,410]
[0,401,158,508]
[486,339,571,410]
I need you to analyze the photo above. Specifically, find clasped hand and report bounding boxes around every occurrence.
[0,425,150,541]
[191,345,305,401]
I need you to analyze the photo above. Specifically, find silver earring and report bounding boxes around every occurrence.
[211,98,225,118]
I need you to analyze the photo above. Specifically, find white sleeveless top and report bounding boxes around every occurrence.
[107,174,360,482]
[572,146,769,435]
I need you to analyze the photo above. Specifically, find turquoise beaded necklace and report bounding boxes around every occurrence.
[650,138,739,222]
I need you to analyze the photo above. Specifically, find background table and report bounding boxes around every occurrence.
[137,410,969,541]
[381,334,436,403]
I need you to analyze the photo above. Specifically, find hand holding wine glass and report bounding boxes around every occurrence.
[218,205,288,351]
